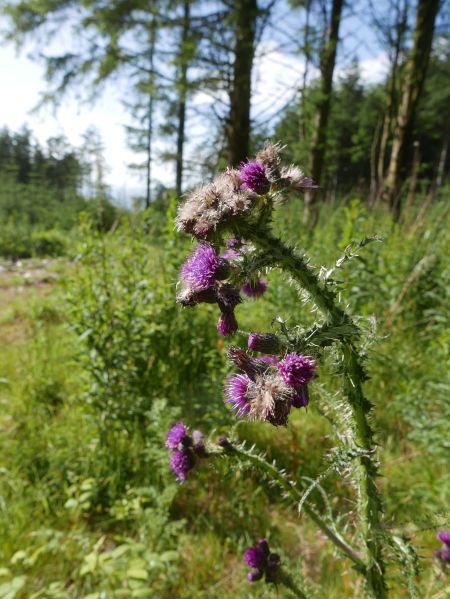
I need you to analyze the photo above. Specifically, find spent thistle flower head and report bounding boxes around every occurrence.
[242,279,268,299]
[277,353,317,387]
[246,374,292,426]
[175,173,257,239]
[255,141,283,172]
[240,159,269,194]
[281,166,319,194]
[176,286,218,307]
[180,243,229,291]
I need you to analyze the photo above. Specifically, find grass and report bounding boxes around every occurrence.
[0,194,450,597]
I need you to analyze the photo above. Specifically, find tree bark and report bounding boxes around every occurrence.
[434,131,449,200]
[226,0,258,168]
[303,0,344,226]
[146,20,157,210]
[176,0,190,198]
[382,0,440,216]
[376,0,409,192]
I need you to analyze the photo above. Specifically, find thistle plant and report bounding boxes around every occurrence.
[171,141,421,597]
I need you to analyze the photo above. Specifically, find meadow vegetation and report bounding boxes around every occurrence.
[1,189,450,598]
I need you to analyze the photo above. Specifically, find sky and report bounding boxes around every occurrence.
[0,6,390,206]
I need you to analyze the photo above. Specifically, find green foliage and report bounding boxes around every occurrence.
[1,195,450,596]
[0,218,69,259]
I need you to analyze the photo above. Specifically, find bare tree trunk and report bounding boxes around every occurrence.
[303,0,344,226]
[401,140,420,226]
[382,0,440,217]
[226,0,258,168]
[434,131,449,200]
[376,0,409,191]
[176,0,190,198]
[377,73,395,186]
[299,0,312,142]
[146,20,157,210]
[369,114,382,206]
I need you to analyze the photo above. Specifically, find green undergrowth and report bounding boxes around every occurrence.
[0,195,449,597]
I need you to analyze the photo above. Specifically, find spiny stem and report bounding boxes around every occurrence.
[250,231,388,598]
[209,446,364,567]
[279,570,308,598]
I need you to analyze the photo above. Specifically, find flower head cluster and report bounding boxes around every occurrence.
[166,421,206,483]
[435,531,450,566]
[177,243,242,338]
[244,539,280,584]
[176,143,318,346]
[175,170,258,239]
[224,346,293,426]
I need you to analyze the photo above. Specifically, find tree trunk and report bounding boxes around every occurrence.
[299,0,312,142]
[226,0,258,168]
[434,131,449,200]
[382,0,440,216]
[303,0,344,225]
[376,0,409,192]
[146,20,157,210]
[369,114,382,206]
[176,0,190,198]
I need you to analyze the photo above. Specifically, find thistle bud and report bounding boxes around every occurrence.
[248,333,282,355]
[226,346,268,379]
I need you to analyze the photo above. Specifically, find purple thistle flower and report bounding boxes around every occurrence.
[165,421,189,450]
[248,333,281,354]
[240,159,269,194]
[242,279,268,299]
[217,311,238,338]
[224,373,251,417]
[180,243,229,291]
[259,355,280,366]
[244,546,266,568]
[290,385,309,410]
[247,568,263,583]
[277,353,317,387]
[437,531,450,545]
[243,539,280,585]
[170,450,192,483]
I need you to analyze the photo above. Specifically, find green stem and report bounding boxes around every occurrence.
[250,231,388,597]
[210,446,364,567]
[279,570,308,598]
